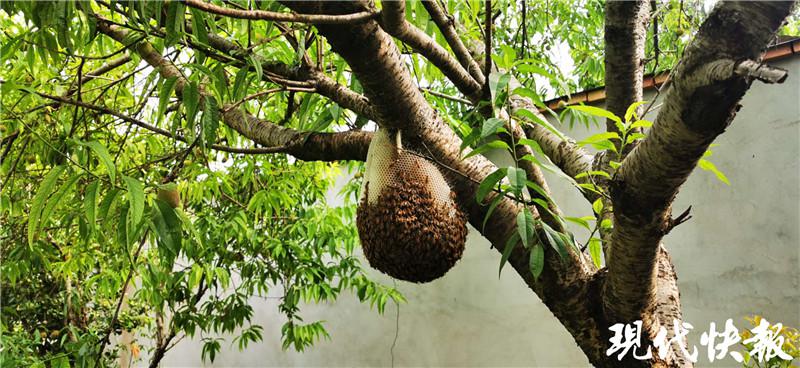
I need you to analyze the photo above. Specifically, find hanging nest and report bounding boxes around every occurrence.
[356,129,468,283]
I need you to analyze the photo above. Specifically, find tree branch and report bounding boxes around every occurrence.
[421,0,485,85]
[193,25,380,121]
[603,0,650,140]
[379,1,483,101]
[183,0,378,24]
[604,0,796,324]
[95,19,370,161]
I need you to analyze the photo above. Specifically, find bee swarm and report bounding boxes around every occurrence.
[356,130,468,283]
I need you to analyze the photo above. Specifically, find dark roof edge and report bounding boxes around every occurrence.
[542,37,800,110]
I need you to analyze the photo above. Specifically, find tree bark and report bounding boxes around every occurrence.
[602,2,795,367]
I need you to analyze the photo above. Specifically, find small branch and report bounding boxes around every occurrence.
[33,92,296,155]
[94,232,148,366]
[483,0,492,99]
[704,59,789,84]
[419,87,472,105]
[421,0,485,85]
[665,206,692,234]
[379,0,483,101]
[183,0,378,24]
[222,88,284,113]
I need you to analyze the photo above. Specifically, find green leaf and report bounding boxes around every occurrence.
[165,1,185,47]
[84,180,100,228]
[514,108,566,140]
[624,101,648,122]
[489,72,511,103]
[499,232,520,277]
[516,208,535,248]
[39,173,81,237]
[202,95,220,147]
[481,118,505,138]
[541,222,569,260]
[564,216,593,230]
[588,238,603,269]
[28,165,65,247]
[153,199,182,257]
[626,132,646,144]
[574,170,612,180]
[506,167,526,196]
[158,76,178,125]
[462,140,510,159]
[123,176,145,230]
[248,56,263,83]
[569,105,622,125]
[698,159,731,185]
[82,141,116,183]
[592,198,604,214]
[476,168,505,204]
[482,195,503,232]
[183,81,201,133]
[530,244,544,279]
[512,87,545,108]
[189,7,208,45]
[629,119,653,129]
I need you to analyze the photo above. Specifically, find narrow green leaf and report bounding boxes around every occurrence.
[183,81,200,133]
[624,101,648,123]
[476,168,505,204]
[123,176,145,229]
[481,118,505,138]
[153,199,182,257]
[569,105,621,124]
[564,216,592,230]
[499,232,520,277]
[248,56,263,83]
[541,222,569,260]
[83,141,116,183]
[84,180,100,228]
[530,244,544,279]
[698,159,731,185]
[158,76,178,125]
[516,208,535,248]
[482,195,503,232]
[39,173,81,234]
[514,108,566,140]
[165,1,185,47]
[462,140,510,159]
[588,237,603,269]
[506,167,526,196]
[630,119,653,129]
[28,165,65,247]
[202,95,220,147]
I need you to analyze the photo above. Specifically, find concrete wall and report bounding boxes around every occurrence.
[157,56,799,367]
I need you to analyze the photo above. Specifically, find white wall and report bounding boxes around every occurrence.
[156,56,799,367]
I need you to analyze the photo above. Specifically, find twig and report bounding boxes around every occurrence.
[183,0,378,24]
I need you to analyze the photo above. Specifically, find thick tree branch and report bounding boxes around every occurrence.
[96,19,370,162]
[195,27,380,121]
[36,92,369,159]
[604,0,650,138]
[183,0,378,24]
[279,6,603,362]
[379,1,483,101]
[604,1,796,325]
